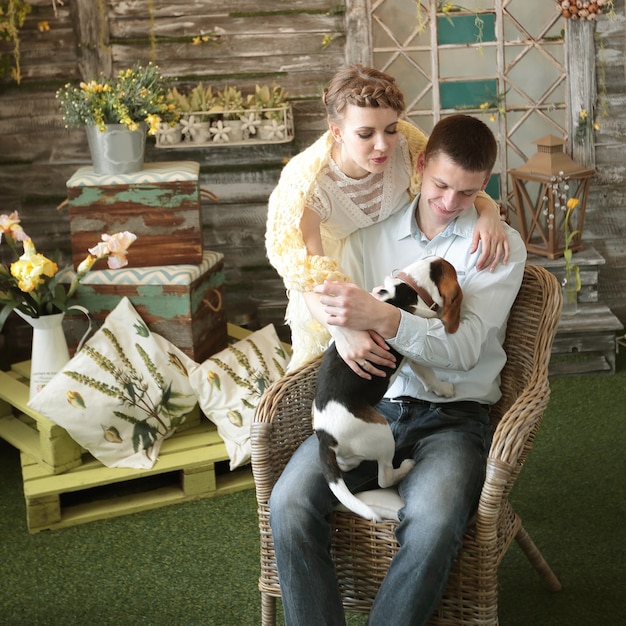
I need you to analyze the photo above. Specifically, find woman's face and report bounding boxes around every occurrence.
[329,104,400,179]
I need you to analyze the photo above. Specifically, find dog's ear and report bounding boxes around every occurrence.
[435,259,463,333]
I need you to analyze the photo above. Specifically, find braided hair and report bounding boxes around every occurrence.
[323,64,406,125]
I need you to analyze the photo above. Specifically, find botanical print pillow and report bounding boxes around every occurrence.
[28,297,197,469]
[189,324,290,469]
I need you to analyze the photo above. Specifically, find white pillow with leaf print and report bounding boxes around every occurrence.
[189,324,290,470]
[28,296,197,469]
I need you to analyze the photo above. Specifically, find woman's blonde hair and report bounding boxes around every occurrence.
[322,64,406,125]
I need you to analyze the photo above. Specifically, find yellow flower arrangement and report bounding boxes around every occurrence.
[56,62,179,135]
[563,197,582,292]
[0,211,136,329]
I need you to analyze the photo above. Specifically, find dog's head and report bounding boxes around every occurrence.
[374,257,463,333]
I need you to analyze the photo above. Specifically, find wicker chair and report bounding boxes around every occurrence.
[251,264,563,625]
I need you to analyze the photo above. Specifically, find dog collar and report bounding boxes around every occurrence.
[395,271,439,311]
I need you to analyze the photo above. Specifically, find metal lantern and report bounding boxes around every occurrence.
[509,134,595,259]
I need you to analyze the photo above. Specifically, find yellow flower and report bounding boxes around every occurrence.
[76,254,97,274]
[10,239,58,293]
[442,2,455,15]
[479,102,489,110]
[145,114,161,135]
[2,211,138,325]
[566,198,580,211]
[37,21,50,32]
[579,109,588,120]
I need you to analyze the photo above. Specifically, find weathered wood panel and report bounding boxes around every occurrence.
[584,4,626,327]
[1,0,625,363]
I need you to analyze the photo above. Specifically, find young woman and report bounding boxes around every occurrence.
[266,64,508,369]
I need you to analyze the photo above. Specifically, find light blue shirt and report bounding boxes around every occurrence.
[341,196,527,405]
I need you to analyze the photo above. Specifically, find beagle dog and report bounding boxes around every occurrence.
[313,256,463,521]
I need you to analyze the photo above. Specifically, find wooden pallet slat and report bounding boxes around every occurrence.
[20,420,253,533]
[0,326,261,532]
[0,369,84,474]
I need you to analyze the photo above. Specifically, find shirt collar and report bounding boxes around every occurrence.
[397,195,479,242]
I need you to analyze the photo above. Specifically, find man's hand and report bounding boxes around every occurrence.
[314,281,401,379]
[331,327,395,379]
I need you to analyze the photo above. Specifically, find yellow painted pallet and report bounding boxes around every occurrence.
[0,324,269,475]
[20,420,253,533]
[0,365,84,474]
[0,324,285,532]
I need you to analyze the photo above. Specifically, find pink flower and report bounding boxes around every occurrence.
[88,231,137,269]
[0,211,29,244]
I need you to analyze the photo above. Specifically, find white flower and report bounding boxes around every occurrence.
[156,122,181,145]
[180,115,207,141]
[210,120,232,143]
[240,112,261,137]
[261,119,287,140]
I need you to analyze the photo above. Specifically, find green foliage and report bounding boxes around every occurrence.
[187,82,220,112]
[56,62,179,134]
[0,0,31,84]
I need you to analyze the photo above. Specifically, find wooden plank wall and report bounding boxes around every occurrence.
[1,0,625,366]
[585,6,626,328]
[0,0,346,363]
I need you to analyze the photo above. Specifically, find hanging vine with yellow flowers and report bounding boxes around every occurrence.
[0,0,64,84]
[0,0,31,83]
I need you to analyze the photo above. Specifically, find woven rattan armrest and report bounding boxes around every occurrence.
[252,356,322,505]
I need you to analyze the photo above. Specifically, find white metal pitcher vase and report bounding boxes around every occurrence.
[16,305,91,399]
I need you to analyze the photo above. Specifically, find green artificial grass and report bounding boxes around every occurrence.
[1,351,625,625]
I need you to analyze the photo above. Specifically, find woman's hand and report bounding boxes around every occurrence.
[472,205,510,271]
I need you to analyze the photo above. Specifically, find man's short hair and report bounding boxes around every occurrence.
[424,114,497,174]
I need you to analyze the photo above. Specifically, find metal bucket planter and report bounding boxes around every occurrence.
[85,124,146,175]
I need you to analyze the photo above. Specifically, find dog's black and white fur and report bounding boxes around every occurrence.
[313,256,463,521]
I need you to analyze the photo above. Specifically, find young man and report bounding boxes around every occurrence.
[269,115,527,626]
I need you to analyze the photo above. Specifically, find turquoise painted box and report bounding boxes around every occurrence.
[64,251,227,363]
[66,161,203,270]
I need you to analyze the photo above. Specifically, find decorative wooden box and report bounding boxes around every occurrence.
[64,251,228,363]
[66,161,203,269]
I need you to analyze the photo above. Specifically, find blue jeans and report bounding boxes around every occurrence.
[269,398,492,626]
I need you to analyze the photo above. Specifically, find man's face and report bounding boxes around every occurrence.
[417,152,489,233]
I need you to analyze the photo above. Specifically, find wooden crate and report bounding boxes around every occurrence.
[64,250,228,363]
[66,161,203,269]
[20,421,253,533]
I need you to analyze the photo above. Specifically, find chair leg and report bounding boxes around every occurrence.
[515,525,562,592]
[261,592,277,626]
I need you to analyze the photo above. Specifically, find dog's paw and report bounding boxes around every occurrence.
[432,381,455,398]
[397,458,416,479]
[399,458,416,471]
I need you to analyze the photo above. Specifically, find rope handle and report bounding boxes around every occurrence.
[200,187,219,202]
[202,288,222,312]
